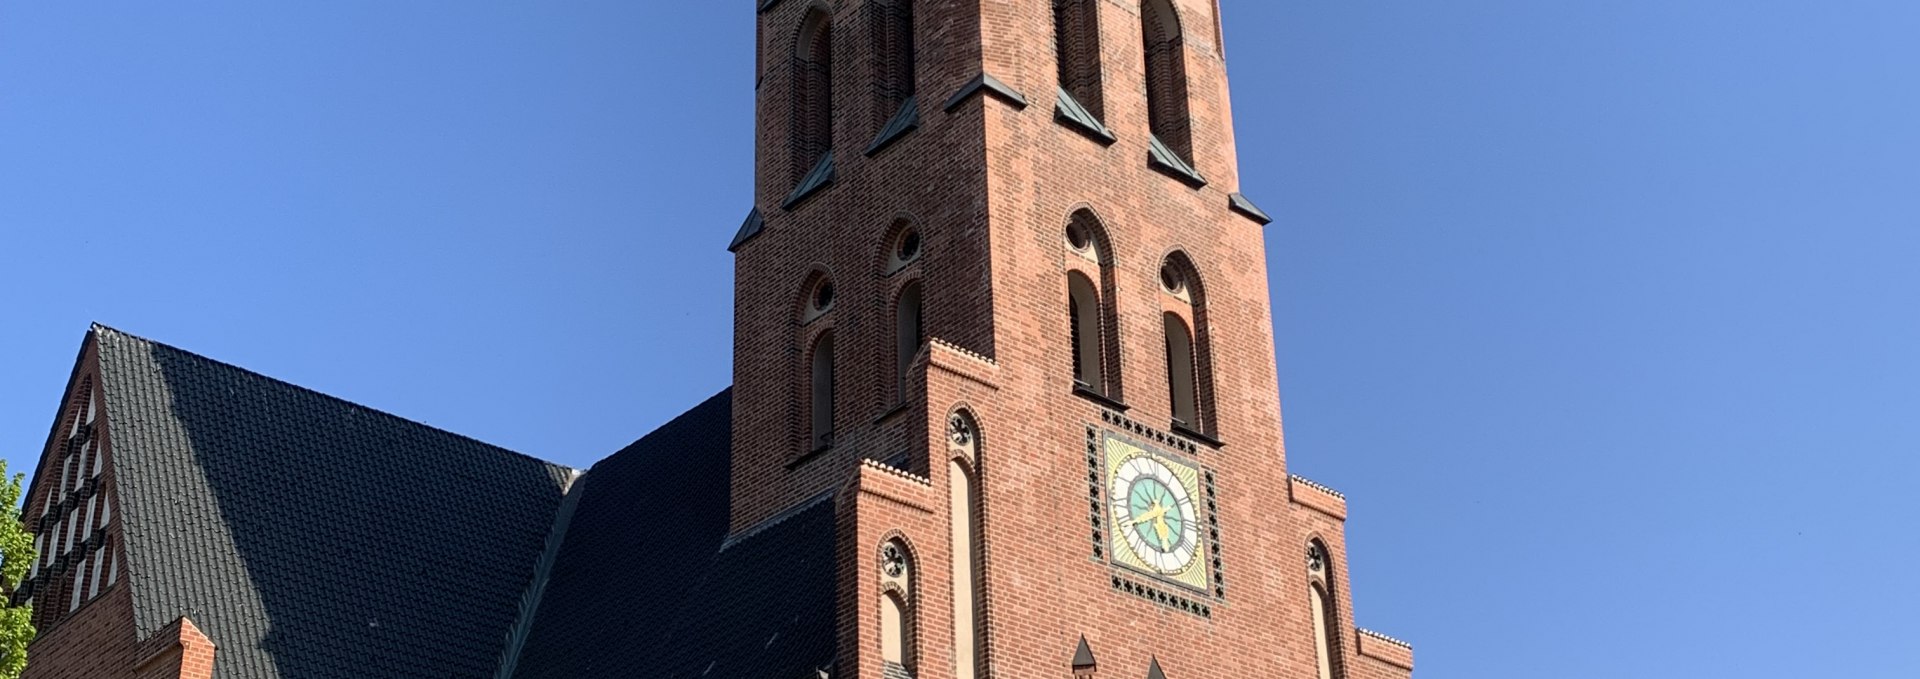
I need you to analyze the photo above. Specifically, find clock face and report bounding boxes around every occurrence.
[1104,435,1208,589]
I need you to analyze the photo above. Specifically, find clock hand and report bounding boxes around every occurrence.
[1152,513,1172,546]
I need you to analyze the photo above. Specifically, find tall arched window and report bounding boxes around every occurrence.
[947,412,985,679]
[1140,0,1192,161]
[1160,253,1216,436]
[878,539,917,673]
[869,0,916,126]
[895,282,925,399]
[1308,541,1345,679]
[1053,0,1104,119]
[1164,312,1200,427]
[1065,210,1122,400]
[792,10,835,184]
[811,331,837,450]
[1068,272,1105,391]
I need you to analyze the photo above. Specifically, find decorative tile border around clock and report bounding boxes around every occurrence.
[1084,426,1106,561]
[1204,470,1226,599]
[1110,574,1213,619]
[1099,410,1201,455]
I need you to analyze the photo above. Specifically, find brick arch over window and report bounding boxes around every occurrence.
[948,408,990,679]
[791,8,835,184]
[877,536,920,673]
[867,0,916,129]
[1160,250,1217,437]
[1053,0,1104,119]
[1307,539,1348,679]
[1065,209,1124,401]
[1141,0,1193,161]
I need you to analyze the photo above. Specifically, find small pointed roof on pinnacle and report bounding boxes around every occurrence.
[84,324,575,679]
[1072,635,1099,673]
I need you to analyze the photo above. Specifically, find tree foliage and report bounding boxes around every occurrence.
[0,461,34,678]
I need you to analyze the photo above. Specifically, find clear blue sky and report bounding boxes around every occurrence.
[3,2,1916,676]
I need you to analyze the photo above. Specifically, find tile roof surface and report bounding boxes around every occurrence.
[92,325,574,679]
[507,390,839,679]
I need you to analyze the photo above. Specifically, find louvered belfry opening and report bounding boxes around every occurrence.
[869,0,915,129]
[1140,0,1192,160]
[791,10,835,184]
[1053,0,1104,119]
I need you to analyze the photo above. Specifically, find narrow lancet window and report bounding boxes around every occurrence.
[1069,272,1105,391]
[870,0,916,124]
[1160,253,1215,436]
[811,332,837,450]
[1141,0,1193,160]
[1308,541,1344,679]
[792,10,835,182]
[947,414,985,679]
[896,282,925,399]
[1054,0,1104,118]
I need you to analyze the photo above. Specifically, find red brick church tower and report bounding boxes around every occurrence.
[727,1,1415,678]
[11,3,1414,678]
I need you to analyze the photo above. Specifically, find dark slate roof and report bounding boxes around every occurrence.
[91,325,574,679]
[509,390,839,679]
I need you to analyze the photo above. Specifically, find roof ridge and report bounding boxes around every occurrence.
[89,323,575,474]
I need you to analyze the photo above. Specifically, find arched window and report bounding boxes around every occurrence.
[1140,0,1192,161]
[895,282,925,399]
[1065,211,1122,400]
[1164,312,1200,428]
[792,9,835,183]
[1053,0,1104,119]
[1308,541,1345,679]
[878,539,917,672]
[1068,272,1105,391]
[947,412,985,679]
[1160,253,1216,436]
[811,331,837,450]
[869,0,916,126]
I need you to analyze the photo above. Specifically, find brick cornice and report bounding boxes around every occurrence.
[1289,475,1349,521]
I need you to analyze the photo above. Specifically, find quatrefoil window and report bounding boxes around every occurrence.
[881,543,908,578]
[1307,543,1328,574]
[948,412,976,449]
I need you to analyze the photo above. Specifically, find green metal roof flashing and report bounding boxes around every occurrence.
[1148,135,1206,188]
[782,152,836,209]
[865,96,921,157]
[1055,88,1115,144]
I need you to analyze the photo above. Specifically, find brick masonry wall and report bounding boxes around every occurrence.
[736,0,1411,678]
[20,340,168,679]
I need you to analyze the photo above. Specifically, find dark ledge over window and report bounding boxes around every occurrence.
[1228,192,1273,226]
[1055,88,1115,145]
[783,151,836,210]
[728,207,766,253]
[944,73,1029,113]
[1172,421,1225,449]
[1073,384,1130,412]
[866,95,921,157]
[1148,135,1206,188]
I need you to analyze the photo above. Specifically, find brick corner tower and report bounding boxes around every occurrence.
[727,1,1416,678]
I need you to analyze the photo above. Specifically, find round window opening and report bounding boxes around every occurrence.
[1066,223,1094,252]
[812,280,837,313]
[1160,263,1188,296]
[896,228,923,262]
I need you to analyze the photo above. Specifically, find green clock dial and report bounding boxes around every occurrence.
[1108,451,1201,577]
